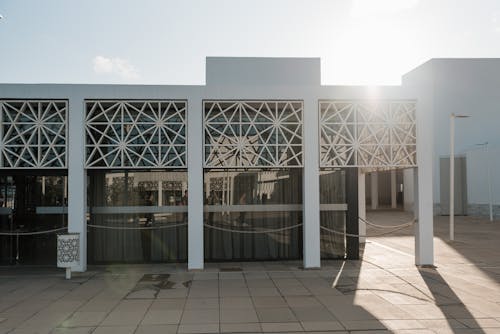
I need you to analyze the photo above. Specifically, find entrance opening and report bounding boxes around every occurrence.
[203,169,303,261]
[87,170,188,263]
[0,171,68,265]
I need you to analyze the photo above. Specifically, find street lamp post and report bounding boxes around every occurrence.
[450,113,470,241]
[476,142,493,221]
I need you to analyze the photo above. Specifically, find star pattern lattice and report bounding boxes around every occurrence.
[85,100,187,168]
[320,101,417,168]
[204,101,303,168]
[0,100,67,168]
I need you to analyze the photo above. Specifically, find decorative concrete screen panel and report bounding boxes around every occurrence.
[319,101,417,168]
[0,100,67,168]
[204,101,303,168]
[85,100,187,168]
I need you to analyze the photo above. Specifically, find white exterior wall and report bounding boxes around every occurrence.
[404,59,500,216]
[0,57,433,269]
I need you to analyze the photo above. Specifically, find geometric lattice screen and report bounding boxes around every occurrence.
[85,100,187,168]
[0,100,67,168]
[319,101,417,168]
[204,101,303,168]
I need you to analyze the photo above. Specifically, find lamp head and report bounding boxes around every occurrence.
[451,113,471,118]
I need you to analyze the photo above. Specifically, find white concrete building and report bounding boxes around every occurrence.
[0,57,438,271]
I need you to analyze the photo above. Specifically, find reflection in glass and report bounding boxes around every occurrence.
[0,174,68,265]
[203,169,303,261]
[320,169,346,259]
[88,170,188,263]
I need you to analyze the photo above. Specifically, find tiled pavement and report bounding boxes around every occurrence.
[1,211,500,333]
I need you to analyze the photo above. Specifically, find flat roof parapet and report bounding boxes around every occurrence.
[205,57,321,86]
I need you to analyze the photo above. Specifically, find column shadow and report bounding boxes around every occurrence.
[418,267,486,333]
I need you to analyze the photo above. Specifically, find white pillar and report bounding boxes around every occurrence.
[371,172,379,210]
[187,96,204,270]
[391,170,397,209]
[358,170,366,243]
[68,97,87,272]
[415,106,434,266]
[303,99,321,268]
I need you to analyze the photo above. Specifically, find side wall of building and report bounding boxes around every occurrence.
[404,59,500,217]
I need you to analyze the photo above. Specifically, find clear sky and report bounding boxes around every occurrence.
[1,0,500,85]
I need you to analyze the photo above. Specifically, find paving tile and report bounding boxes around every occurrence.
[300,320,345,331]
[101,310,146,326]
[149,299,186,310]
[260,322,303,332]
[381,319,426,330]
[7,328,53,334]
[341,320,388,330]
[256,307,297,322]
[184,298,219,309]
[246,279,275,288]
[252,296,288,308]
[177,324,219,333]
[60,311,107,327]
[456,317,500,328]
[141,309,182,325]
[395,304,446,320]
[219,287,250,297]
[248,287,281,296]
[51,328,95,334]
[220,297,254,309]
[291,306,338,322]
[327,304,380,321]
[418,318,467,330]
[78,300,120,312]
[134,324,178,334]
[285,296,322,307]
[92,326,136,334]
[221,308,258,323]
[180,309,219,324]
[157,289,189,298]
[186,287,218,298]
[277,286,311,296]
[221,322,262,333]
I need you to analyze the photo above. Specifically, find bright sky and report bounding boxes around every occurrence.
[1,0,500,85]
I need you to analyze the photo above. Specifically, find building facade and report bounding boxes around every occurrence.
[0,57,434,271]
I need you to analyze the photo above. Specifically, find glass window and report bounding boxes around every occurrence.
[87,170,188,263]
[203,169,303,261]
[0,173,67,265]
[320,169,346,259]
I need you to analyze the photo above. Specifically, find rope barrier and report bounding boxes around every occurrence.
[204,223,303,234]
[0,218,415,237]
[359,216,417,229]
[87,223,188,230]
[0,227,67,236]
[321,220,416,238]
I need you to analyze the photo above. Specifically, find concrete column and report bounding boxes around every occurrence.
[68,97,87,272]
[302,99,321,268]
[415,107,434,266]
[391,170,397,209]
[358,170,366,243]
[346,168,359,259]
[371,172,379,210]
[187,96,204,270]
